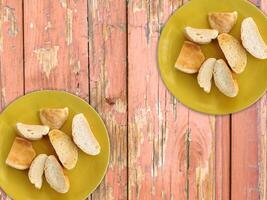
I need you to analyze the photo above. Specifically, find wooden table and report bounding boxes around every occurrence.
[0,0,266,199]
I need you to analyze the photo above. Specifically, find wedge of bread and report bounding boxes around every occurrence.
[208,11,238,33]
[184,26,218,44]
[72,113,101,155]
[49,129,78,170]
[197,58,216,93]
[213,59,239,97]
[6,137,36,170]
[241,17,267,59]
[28,154,48,189]
[175,41,205,74]
[16,123,49,140]
[44,155,70,193]
[218,33,247,74]
[40,107,69,129]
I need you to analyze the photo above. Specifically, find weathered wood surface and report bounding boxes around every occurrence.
[0,0,265,200]
[231,1,267,200]
[88,0,128,200]
[128,1,220,199]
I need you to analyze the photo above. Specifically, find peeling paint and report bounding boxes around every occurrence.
[129,166,145,200]
[34,46,59,78]
[132,0,146,13]
[114,99,126,113]
[103,25,111,42]
[196,164,209,200]
[29,22,34,29]
[0,1,3,53]
[44,21,52,30]
[134,107,151,133]
[1,87,6,106]
[66,8,73,45]
[70,57,81,74]
[59,0,67,8]
[0,5,18,52]
[3,6,18,36]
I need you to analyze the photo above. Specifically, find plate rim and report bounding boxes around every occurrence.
[0,89,110,200]
[157,0,267,115]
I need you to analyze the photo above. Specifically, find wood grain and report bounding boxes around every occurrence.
[24,0,89,100]
[128,1,219,199]
[88,0,127,199]
[0,0,23,110]
[231,1,267,200]
[0,0,24,198]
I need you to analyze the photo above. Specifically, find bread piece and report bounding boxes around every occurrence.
[174,41,205,74]
[213,59,239,97]
[6,137,36,170]
[44,155,70,193]
[72,113,101,155]
[208,11,238,33]
[16,122,49,140]
[40,107,69,129]
[197,58,216,93]
[28,154,48,189]
[49,129,78,170]
[218,33,247,74]
[184,26,218,44]
[241,17,267,59]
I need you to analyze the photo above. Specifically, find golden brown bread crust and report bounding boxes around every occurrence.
[6,137,36,170]
[49,129,78,170]
[175,41,205,74]
[208,11,238,33]
[217,33,247,74]
[39,107,69,129]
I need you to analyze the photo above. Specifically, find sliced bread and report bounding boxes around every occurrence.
[40,107,69,129]
[213,59,239,97]
[197,58,216,93]
[175,41,205,74]
[16,122,49,140]
[218,33,247,74]
[49,129,78,170]
[44,155,70,193]
[184,26,218,44]
[28,154,48,189]
[241,17,267,59]
[72,113,101,155]
[6,137,36,170]
[208,11,238,33]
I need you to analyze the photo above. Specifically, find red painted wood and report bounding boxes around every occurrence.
[88,0,128,199]
[215,116,230,200]
[231,1,267,199]
[24,0,88,100]
[0,0,23,110]
[128,1,219,199]
[0,0,24,198]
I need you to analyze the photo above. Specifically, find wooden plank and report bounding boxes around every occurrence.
[215,116,230,200]
[24,0,89,100]
[88,0,128,199]
[231,96,267,200]
[0,0,23,110]
[0,0,23,199]
[128,1,220,199]
[231,1,267,200]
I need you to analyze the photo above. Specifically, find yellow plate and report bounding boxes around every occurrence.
[0,90,110,200]
[158,0,267,114]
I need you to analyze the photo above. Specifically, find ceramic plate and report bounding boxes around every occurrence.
[0,90,110,200]
[158,0,267,114]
